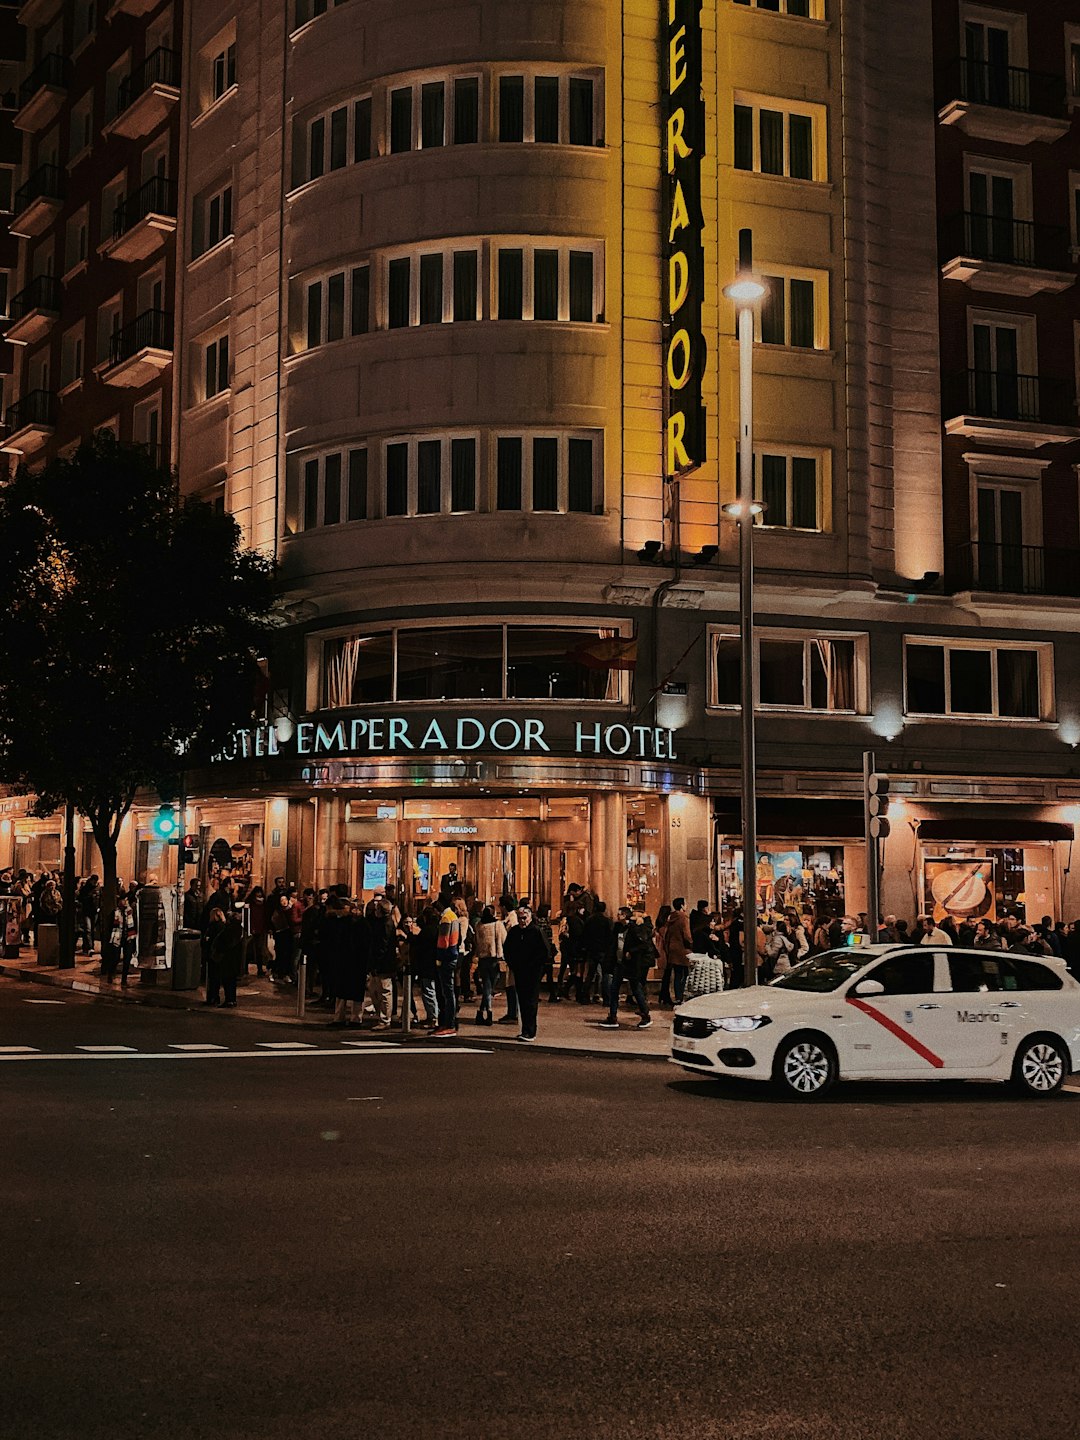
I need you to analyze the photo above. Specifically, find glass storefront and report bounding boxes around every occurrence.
[626,796,665,913]
[716,839,849,920]
[920,843,1056,925]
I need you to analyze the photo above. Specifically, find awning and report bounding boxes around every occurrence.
[713,799,864,839]
[916,819,1072,843]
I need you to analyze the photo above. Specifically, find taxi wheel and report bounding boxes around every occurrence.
[772,1031,838,1101]
[1011,1034,1069,1097]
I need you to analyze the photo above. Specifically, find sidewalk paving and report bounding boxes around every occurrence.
[0,947,674,1061]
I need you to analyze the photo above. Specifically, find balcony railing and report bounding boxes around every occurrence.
[13,162,64,213]
[939,56,1066,116]
[111,174,177,239]
[107,308,173,367]
[945,369,1076,426]
[17,52,70,110]
[9,273,62,321]
[948,542,1080,598]
[5,387,57,432]
[113,46,180,119]
[941,212,1072,272]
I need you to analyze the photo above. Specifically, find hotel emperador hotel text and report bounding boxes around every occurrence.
[3,0,1080,930]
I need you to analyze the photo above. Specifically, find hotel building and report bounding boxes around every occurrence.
[3,0,1080,934]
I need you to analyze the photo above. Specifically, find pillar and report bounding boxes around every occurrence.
[590,791,626,911]
[314,796,346,891]
[666,792,711,906]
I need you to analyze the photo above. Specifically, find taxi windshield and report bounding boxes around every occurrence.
[772,949,867,992]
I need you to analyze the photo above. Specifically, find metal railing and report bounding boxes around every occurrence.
[114,46,180,118]
[111,174,177,239]
[946,369,1075,426]
[939,56,1065,116]
[949,542,1080,598]
[13,162,64,214]
[5,388,57,433]
[18,52,70,110]
[941,212,1071,272]
[9,273,62,321]
[107,309,174,367]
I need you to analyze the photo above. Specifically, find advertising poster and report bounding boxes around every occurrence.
[362,849,388,892]
[924,856,996,923]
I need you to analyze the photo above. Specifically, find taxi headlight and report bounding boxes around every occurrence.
[713,1015,772,1032]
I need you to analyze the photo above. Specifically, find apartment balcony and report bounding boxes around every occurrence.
[948,541,1080,600]
[940,213,1075,297]
[944,369,1080,448]
[937,57,1070,144]
[18,0,63,28]
[5,273,62,346]
[105,47,180,142]
[100,175,177,263]
[13,52,69,133]
[101,308,173,388]
[10,162,64,238]
[3,388,57,455]
[107,0,160,16]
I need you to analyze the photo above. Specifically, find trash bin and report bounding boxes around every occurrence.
[172,928,203,991]
[37,923,59,966]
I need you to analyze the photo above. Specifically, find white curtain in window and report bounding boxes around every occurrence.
[326,636,364,710]
[814,638,853,711]
[599,627,620,701]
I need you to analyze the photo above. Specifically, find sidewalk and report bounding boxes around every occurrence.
[0,947,674,1061]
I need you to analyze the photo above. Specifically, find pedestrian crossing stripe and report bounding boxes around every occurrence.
[168,1043,229,1051]
[256,1041,318,1049]
[76,1045,138,1052]
[0,1045,38,1052]
[0,1046,490,1062]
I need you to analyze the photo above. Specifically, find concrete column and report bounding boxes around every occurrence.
[590,792,626,911]
[314,796,346,892]
[666,792,711,907]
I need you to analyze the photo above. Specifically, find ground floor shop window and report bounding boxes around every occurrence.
[717,841,846,919]
[626,795,665,914]
[920,844,1055,925]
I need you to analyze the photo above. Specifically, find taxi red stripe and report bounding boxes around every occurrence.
[846,997,946,1069]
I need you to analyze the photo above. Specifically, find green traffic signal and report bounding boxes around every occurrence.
[152,804,178,840]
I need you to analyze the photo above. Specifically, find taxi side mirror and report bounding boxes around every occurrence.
[852,978,885,996]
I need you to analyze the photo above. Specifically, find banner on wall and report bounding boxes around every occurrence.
[923,856,996,924]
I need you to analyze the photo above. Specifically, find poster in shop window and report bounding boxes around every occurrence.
[923,856,996,924]
[362,849,388,892]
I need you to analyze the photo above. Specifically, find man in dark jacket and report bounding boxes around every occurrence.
[581,901,613,1005]
[366,897,398,1028]
[78,874,100,954]
[600,905,653,1030]
[323,897,370,1028]
[503,905,549,1042]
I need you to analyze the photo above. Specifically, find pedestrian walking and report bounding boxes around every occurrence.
[599,905,653,1030]
[208,909,245,1007]
[665,898,693,1004]
[472,905,506,1025]
[323,897,370,1027]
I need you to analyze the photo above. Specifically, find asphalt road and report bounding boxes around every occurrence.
[2,979,1078,1440]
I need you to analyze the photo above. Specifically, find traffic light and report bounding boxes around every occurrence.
[182,834,199,865]
[867,773,891,839]
[151,804,179,841]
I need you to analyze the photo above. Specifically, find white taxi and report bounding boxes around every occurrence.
[671,944,1080,1099]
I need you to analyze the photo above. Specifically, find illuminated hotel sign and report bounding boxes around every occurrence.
[663,0,706,479]
[215,715,678,763]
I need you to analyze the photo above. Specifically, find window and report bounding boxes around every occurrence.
[64,208,89,275]
[733,0,817,14]
[947,953,1061,994]
[754,449,824,530]
[389,87,412,152]
[1067,28,1080,103]
[498,70,602,144]
[212,41,236,101]
[758,271,826,348]
[0,271,8,320]
[0,167,12,214]
[105,55,128,120]
[192,181,233,258]
[60,325,84,391]
[323,623,626,707]
[73,1,96,49]
[453,78,479,144]
[494,241,602,322]
[380,435,478,516]
[203,334,230,399]
[710,630,862,711]
[133,397,162,463]
[904,640,1048,719]
[381,246,479,328]
[733,96,824,180]
[298,447,368,530]
[300,265,369,349]
[68,93,93,163]
[96,295,122,365]
[494,432,599,513]
[865,953,936,995]
[295,97,370,185]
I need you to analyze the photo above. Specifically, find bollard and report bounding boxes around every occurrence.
[296,954,307,1020]
[401,969,412,1037]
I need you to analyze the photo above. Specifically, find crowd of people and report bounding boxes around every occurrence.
[4,863,1079,1033]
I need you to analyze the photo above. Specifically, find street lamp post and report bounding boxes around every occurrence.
[723,242,766,989]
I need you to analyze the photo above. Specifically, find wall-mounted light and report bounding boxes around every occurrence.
[721,500,765,522]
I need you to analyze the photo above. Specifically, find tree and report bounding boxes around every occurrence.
[0,435,277,960]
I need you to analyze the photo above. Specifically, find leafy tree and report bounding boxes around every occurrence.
[0,435,277,959]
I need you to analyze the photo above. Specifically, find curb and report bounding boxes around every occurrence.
[0,962,671,1062]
